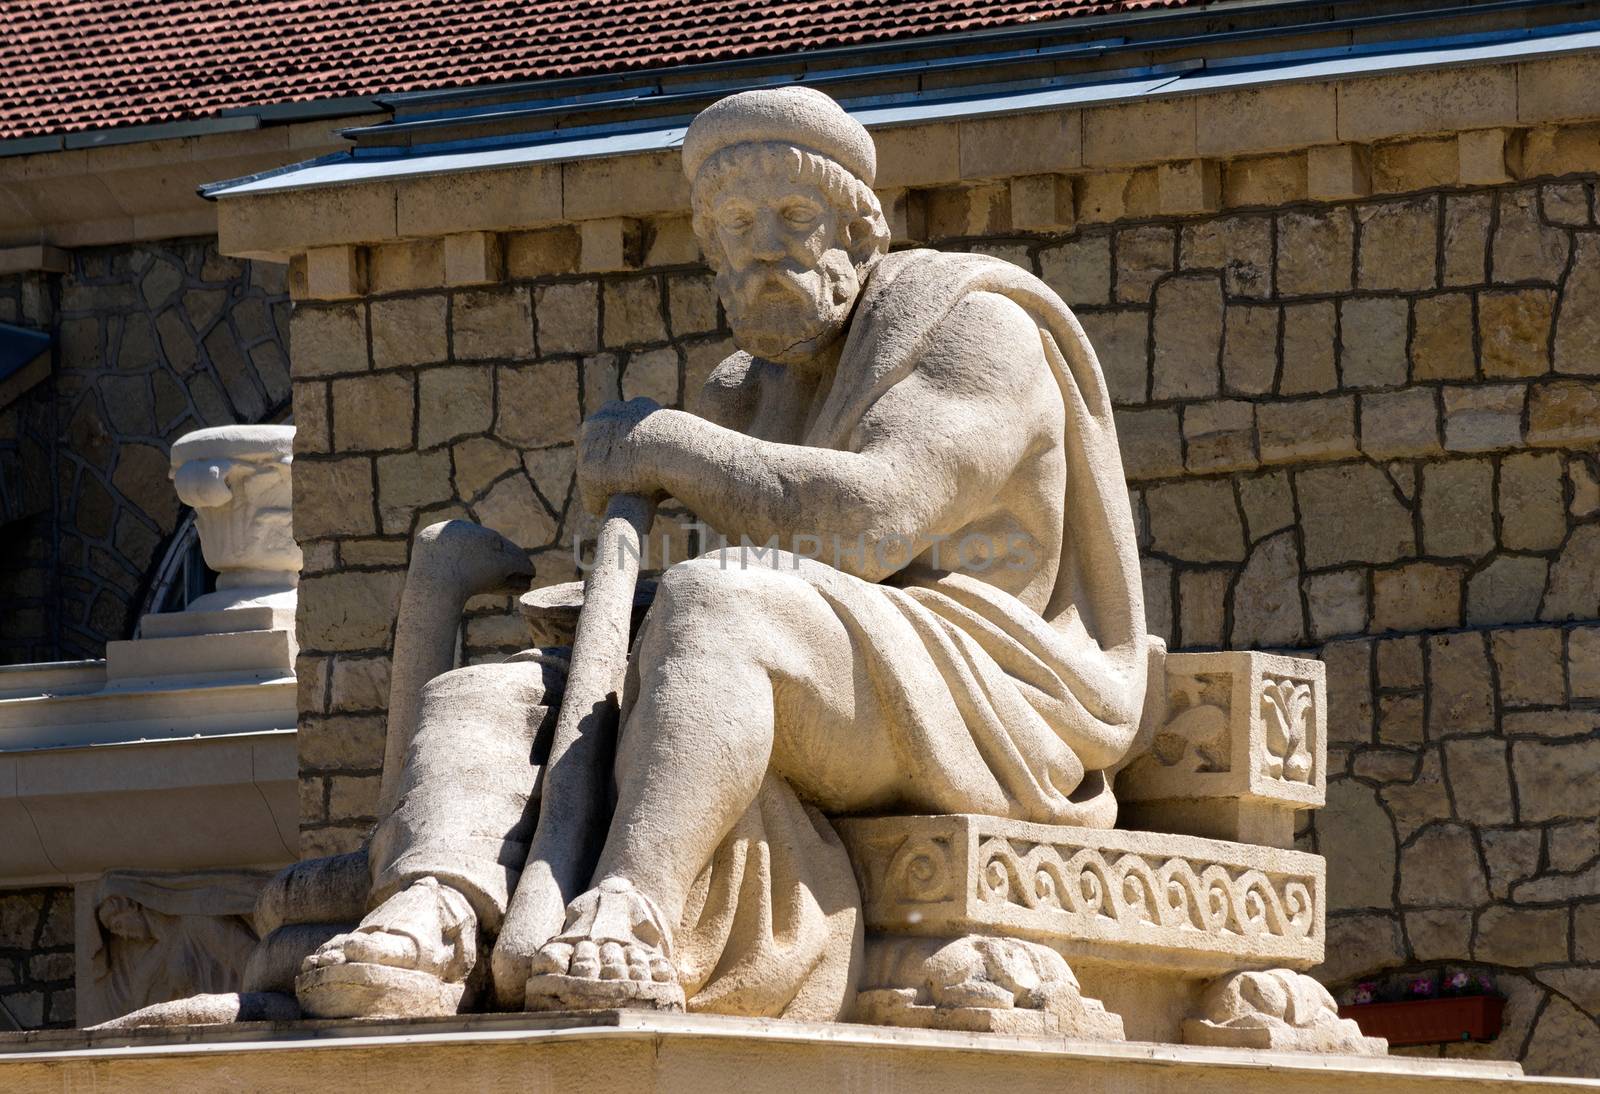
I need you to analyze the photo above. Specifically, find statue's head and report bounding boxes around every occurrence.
[684,87,889,366]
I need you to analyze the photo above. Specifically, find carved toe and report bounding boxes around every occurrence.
[599,941,629,979]
[626,951,652,981]
[569,939,602,978]
[530,942,572,975]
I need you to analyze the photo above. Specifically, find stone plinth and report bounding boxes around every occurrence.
[840,814,1324,1043]
[109,606,297,685]
[1,1012,1591,1093]
[0,660,296,886]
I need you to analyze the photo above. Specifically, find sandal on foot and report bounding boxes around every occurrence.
[297,878,479,1018]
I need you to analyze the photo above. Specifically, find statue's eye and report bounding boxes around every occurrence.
[784,204,818,226]
[721,207,753,232]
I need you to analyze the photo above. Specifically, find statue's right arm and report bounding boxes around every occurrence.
[593,292,1058,582]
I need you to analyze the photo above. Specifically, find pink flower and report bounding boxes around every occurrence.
[1447,971,1471,991]
[1409,977,1435,998]
[1353,981,1378,1005]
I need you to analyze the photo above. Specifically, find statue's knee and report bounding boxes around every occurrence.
[418,659,556,709]
[654,556,793,625]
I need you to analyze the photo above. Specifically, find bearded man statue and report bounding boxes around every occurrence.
[295,86,1149,1022]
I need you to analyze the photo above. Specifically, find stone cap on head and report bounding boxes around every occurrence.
[169,424,295,471]
[682,86,875,186]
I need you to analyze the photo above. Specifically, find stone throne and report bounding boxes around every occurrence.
[843,646,1352,1048]
[206,543,1374,1054]
[91,87,1373,1056]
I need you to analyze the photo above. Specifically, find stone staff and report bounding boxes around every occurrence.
[491,492,655,1007]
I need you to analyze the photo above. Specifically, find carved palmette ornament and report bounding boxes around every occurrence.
[1260,678,1315,783]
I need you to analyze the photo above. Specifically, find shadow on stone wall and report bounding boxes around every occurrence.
[0,240,291,663]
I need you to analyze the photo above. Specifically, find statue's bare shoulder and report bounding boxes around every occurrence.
[858,288,1064,469]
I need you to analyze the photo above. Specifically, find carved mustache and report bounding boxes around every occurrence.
[729,261,820,309]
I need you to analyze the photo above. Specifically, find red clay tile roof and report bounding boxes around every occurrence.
[1,0,1209,142]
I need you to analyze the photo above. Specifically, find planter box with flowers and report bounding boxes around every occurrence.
[1339,972,1505,1046]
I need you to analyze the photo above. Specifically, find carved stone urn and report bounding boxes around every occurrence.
[168,424,301,616]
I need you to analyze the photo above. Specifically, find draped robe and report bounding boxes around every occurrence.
[647,248,1148,1019]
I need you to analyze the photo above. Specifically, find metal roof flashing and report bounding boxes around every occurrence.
[201,19,1600,202]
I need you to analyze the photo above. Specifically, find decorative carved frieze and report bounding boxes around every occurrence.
[79,870,276,1028]
[837,814,1325,975]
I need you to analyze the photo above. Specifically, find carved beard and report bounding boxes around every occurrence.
[719,248,860,365]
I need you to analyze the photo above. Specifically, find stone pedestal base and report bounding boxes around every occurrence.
[839,814,1327,1043]
[1,1012,1590,1093]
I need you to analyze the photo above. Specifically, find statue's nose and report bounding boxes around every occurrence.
[748,208,787,260]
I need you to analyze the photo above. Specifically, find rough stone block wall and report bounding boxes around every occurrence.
[0,272,56,662]
[0,888,73,1030]
[0,242,292,663]
[288,177,1599,1072]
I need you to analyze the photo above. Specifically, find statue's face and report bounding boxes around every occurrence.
[705,167,861,366]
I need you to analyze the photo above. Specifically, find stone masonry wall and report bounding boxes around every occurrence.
[0,242,292,663]
[0,888,73,1030]
[288,176,1600,1073]
[0,271,56,663]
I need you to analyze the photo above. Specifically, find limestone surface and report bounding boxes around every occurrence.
[80,871,276,1028]
[168,424,301,617]
[1184,969,1387,1055]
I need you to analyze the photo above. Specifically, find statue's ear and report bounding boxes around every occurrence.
[843,214,889,268]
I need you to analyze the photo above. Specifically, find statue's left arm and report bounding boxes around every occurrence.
[578,292,1060,583]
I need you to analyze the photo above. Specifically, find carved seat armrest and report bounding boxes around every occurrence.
[1114,649,1327,849]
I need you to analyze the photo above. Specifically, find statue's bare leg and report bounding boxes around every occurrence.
[298,656,558,1017]
[529,555,901,1001]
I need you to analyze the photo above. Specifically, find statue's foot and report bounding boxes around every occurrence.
[524,877,685,1012]
[296,876,479,1018]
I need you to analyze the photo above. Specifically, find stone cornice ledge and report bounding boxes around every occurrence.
[215,49,1600,274]
[0,728,299,887]
[0,116,375,251]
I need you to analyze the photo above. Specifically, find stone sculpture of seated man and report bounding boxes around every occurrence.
[297,86,1151,1022]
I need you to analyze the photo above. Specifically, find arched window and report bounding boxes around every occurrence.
[139,515,211,622]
